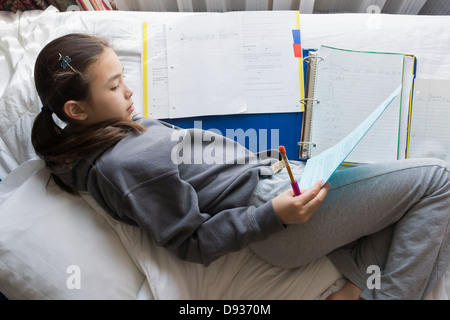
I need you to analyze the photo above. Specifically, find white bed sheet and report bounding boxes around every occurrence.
[0,7,449,300]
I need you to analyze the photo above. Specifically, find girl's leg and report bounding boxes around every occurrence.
[248,158,450,299]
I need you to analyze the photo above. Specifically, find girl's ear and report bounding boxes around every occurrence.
[63,100,88,121]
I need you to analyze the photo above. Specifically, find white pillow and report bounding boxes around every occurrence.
[0,159,145,299]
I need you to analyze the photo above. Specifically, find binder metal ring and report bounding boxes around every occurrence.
[300,98,320,105]
[297,141,316,147]
[303,56,324,63]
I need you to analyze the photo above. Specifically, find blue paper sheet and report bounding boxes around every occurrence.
[298,85,402,190]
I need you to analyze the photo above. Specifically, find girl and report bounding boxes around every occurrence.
[32,33,450,300]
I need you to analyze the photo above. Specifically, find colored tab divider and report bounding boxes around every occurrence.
[292,29,302,57]
[292,29,301,43]
[293,43,302,58]
[294,11,305,107]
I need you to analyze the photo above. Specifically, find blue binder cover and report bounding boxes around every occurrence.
[164,112,302,160]
[163,49,313,161]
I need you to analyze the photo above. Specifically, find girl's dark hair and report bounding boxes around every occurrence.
[31,33,145,194]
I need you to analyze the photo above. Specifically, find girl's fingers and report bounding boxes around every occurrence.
[273,181,331,225]
[297,180,325,204]
[303,182,330,212]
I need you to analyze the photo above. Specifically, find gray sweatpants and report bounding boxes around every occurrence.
[248,158,450,300]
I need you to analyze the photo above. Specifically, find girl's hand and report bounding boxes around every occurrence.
[272,180,331,225]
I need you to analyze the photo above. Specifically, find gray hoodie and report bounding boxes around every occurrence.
[55,118,285,266]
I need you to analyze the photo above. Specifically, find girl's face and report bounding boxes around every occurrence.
[81,47,134,124]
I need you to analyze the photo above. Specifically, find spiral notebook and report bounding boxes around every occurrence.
[299,45,416,164]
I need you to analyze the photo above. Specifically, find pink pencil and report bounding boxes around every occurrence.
[279,146,301,196]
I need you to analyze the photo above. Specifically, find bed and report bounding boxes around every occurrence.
[1,6,449,300]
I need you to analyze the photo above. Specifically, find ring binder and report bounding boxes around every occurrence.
[298,50,320,159]
[303,56,324,63]
[301,45,416,164]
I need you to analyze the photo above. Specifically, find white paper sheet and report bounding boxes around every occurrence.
[144,22,171,119]
[299,85,401,190]
[408,79,450,162]
[165,13,247,118]
[143,11,302,119]
[241,11,301,113]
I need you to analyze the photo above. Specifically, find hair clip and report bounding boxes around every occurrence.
[59,53,79,74]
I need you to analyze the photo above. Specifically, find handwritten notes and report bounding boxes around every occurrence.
[408,79,450,162]
[299,85,402,190]
[310,46,405,164]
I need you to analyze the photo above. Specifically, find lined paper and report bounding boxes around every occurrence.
[409,79,450,162]
[310,46,405,164]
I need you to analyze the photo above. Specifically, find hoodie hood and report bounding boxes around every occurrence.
[51,143,114,192]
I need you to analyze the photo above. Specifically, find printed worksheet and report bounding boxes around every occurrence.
[165,13,247,118]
